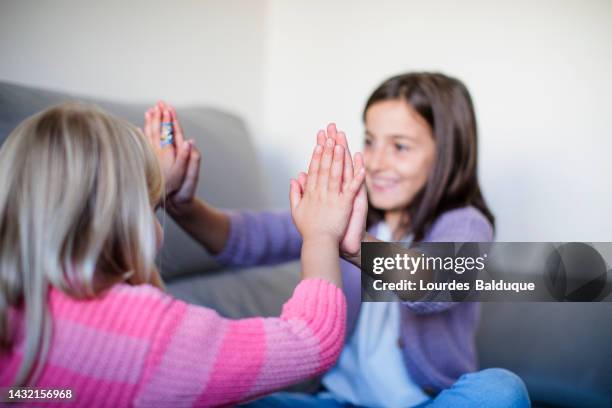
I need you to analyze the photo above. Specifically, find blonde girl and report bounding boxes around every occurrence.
[0,102,365,406]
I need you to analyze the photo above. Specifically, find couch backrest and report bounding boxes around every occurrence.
[0,81,268,277]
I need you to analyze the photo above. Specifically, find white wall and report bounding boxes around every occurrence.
[262,0,612,241]
[0,0,268,145]
[1,0,611,241]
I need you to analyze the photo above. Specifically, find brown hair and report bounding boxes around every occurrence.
[364,72,494,241]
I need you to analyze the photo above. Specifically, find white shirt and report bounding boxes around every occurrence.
[320,223,430,408]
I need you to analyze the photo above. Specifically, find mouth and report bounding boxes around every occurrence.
[368,177,399,192]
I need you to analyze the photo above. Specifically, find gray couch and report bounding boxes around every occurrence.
[1,81,610,408]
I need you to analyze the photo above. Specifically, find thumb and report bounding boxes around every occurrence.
[289,179,301,211]
[357,181,367,202]
[348,166,366,195]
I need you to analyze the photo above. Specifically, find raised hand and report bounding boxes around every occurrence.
[166,139,201,211]
[324,124,368,257]
[290,134,365,244]
[144,101,191,196]
[298,124,368,258]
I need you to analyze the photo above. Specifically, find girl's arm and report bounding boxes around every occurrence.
[146,102,304,266]
[297,124,369,268]
[145,107,367,268]
[134,278,346,407]
[166,197,230,256]
[144,102,232,256]
[136,129,364,406]
[170,200,303,267]
[289,136,365,288]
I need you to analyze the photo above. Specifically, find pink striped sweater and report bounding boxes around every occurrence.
[0,278,346,407]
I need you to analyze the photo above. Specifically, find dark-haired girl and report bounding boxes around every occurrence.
[164,73,530,407]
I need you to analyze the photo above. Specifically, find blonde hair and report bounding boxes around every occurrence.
[0,102,164,386]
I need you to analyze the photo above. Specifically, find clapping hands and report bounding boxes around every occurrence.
[290,124,367,247]
[143,101,201,210]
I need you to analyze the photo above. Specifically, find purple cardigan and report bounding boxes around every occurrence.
[215,206,493,394]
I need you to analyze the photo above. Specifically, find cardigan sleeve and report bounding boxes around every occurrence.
[401,206,493,314]
[214,210,302,267]
[134,278,346,407]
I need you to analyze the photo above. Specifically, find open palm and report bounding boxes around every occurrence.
[299,124,368,257]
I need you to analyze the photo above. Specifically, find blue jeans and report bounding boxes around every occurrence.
[242,368,530,408]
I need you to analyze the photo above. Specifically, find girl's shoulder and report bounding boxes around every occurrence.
[425,206,493,242]
[50,282,171,306]
[48,283,179,332]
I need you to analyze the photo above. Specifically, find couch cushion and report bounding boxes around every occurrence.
[477,302,612,407]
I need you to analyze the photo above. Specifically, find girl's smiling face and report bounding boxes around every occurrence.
[364,99,436,214]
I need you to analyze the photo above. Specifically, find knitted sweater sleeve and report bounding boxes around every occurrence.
[134,278,346,407]
[401,207,493,314]
[214,210,302,267]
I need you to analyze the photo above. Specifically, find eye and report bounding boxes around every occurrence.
[364,137,373,148]
[394,143,410,152]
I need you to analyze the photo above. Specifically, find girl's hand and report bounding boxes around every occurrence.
[290,131,365,244]
[299,124,368,259]
[166,141,201,213]
[322,124,368,258]
[144,101,191,196]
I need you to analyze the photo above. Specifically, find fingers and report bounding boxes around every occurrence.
[297,172,307,192]
[144,109,159,151]
[347,152,366,195]
[289,179,301,211]
[165,102,189,177]
[161,106,170,125]
[307,125,359,197]
[335,128,348,149]
[306,144,323,193]
[171,138,191,180]
[327,122,353,184]
[329,144,345,193]
[174,144,201,201]
[150,100,185,147]
[317,137,336,192]
[151,105,161,144]
[185,145,201,189]
[337,131,354,191]
[325,125,355,192]
[169,105,186,148]
[356,181,367,200]
[327,123,337,142]
[308,128,328,192]
[353,151,364,175]
[316,129,326,146]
